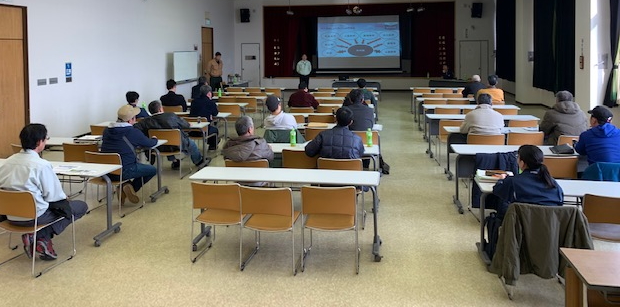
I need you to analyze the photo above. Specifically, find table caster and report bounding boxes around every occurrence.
[114,227,121,233]
[192,244,198,252]
[374,255,383,262]
[165,188,170,194]
[94,240,101,247]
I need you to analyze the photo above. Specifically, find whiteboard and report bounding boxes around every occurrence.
[173,51,198,82]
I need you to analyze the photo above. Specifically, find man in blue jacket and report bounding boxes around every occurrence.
[305,107,364,159]
[574,105,620,164]
[101,105,158,204]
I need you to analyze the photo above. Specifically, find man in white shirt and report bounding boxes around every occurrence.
[296,54,312,87]
[0,124,88,260]
[459,93,505,135]
[263,95,297,130]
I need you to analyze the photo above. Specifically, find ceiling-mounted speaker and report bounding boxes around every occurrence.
[471,3,482,18]
[240,8,250,23]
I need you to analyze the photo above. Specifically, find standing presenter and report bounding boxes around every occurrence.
[207,52,224,91]
[296,54,312,87]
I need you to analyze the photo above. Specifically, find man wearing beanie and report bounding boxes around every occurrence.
[574,105,620,164]
[263,95,297,130]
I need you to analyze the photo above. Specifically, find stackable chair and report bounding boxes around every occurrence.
[148,129,192,179]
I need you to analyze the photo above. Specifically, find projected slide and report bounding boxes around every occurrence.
[317,16,401,70]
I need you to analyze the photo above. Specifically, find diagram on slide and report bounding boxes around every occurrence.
[318,22,400,58]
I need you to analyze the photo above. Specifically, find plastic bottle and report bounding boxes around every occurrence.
[141,102,146,109]
[366,128,373,146]
[217,88,222,97]
[426,72,430,78]
[290,129,296,147]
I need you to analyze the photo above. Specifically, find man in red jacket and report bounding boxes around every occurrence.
[288,82,319,109]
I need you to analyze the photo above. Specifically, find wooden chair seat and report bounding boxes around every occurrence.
[305,214,355,230]
[244,211,301,231]
[196,209,245,225]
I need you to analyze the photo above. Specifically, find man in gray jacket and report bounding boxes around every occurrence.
[222,116,274,162]
[539,90,588,145]
[459,93,504,135]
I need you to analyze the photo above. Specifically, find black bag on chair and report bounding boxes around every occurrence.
[483,212,502,260]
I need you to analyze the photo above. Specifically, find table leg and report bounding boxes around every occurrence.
[446,141,453,180]
[93,174,122,247]
[149,147,169,202]
[371,186,382,262]
[565,266,584,307]
[192,221,212,251]
[218,116,229,141]
[417,100,424,131]
[453,155,464,214]
[476,190,491,265]
[411,93,415,115]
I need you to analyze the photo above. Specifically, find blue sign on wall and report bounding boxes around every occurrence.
[65,62,72,77]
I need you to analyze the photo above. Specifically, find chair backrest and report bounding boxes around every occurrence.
[217,104,242,116]
[304,128,327,141]
[84,151,122,176]
[316,105,338,114]
[163,105,183,113]
[583,194,620,228]
[240,186,293,216]
[463,108,474,114]
[282,149,318,169]
[63,143,99,162]
[443,93,464,99]
[217,96,237,102]
[0,190,36,219]
[413,88,432,94]
[308,114,336,123]
[301,186,356,216]
[317,157,363,171]
[289,107,314,113]
[543,156,578,179]
[245,87,261,92]
[317,87,334,92]
[247,92,263,97]
[495,108,518,115]
[506,132,544,145]
[422,93,443,98]
[434,88,454,94]
[293,114,305,124]
[312,92,333,97]
[508,120,538,127]
[434,108,461,115]
[353,130,379,145]
[446,99,469,105]
[336,87,354,93]
[236,97,258,109]
[226,87,244,92]
[10,144,22,154]
[438,120,464,141]
[191,182,241,211]
[334,92,349,97]
[456,88,464,94]
[148,129,182,147]
[224,159,269,168]
[90,125,106,136]
[581,162,620,181]
[265,88,282,98]
[467,134,505,145]
[557,135,579,145]
[423,99,447,105]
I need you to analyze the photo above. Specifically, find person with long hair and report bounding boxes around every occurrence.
[492,145,563,218]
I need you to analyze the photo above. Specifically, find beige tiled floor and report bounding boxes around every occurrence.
[0,91,613,306]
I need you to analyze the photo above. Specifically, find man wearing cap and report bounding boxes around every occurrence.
[574,105,620,164]
[459,93,504,135]
[101,105,159,204]
[288,82,319,109]
[264,95,297,130]
[462,75,485,98]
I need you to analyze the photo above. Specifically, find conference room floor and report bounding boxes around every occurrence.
[0,91,617,306]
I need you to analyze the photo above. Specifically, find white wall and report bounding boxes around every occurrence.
[232,0,496,89]
[6,0,234,137]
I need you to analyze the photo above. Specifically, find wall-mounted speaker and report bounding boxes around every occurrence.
[471,3,483,18]
[240,8,250,23]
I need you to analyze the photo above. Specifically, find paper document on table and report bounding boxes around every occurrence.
[53,165,95,175]
[475,169,514,182]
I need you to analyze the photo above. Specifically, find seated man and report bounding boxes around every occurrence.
[477,75,505,103]
[356,78,377,110]
[222,116,274,162]
[101,105,158,203]
[288,82,319,109]
[574,105,620,164]
[126,91,149,118]
[135,101,210,168]
[346,89,374,131]
[460,93,504,135]
[305,107,365,159]
[160,79,188,112]
[461,75,485,98]
[441,65,455,79]
[188,84,219,150]
[0,124,88,260]
[191,76,208,100]
[264,95,297,130]
[539,90,588,145]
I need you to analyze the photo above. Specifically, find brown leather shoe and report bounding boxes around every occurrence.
[122,183,139,203]
[117,187,127,205]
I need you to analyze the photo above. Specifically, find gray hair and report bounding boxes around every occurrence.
[477,93,492,105]
[556,90,573,102]
[472,75,481,82]
[200,84,212,97]
[148,100,162,114]
[235,116,254,136]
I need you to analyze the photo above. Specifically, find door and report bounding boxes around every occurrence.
[459,40,489,81]
[241,43,260,87]
[201,27,213,77]
[0,5,28,158]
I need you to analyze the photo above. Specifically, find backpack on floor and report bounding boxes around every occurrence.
[379,155,390,175]
[483,212,502,260]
